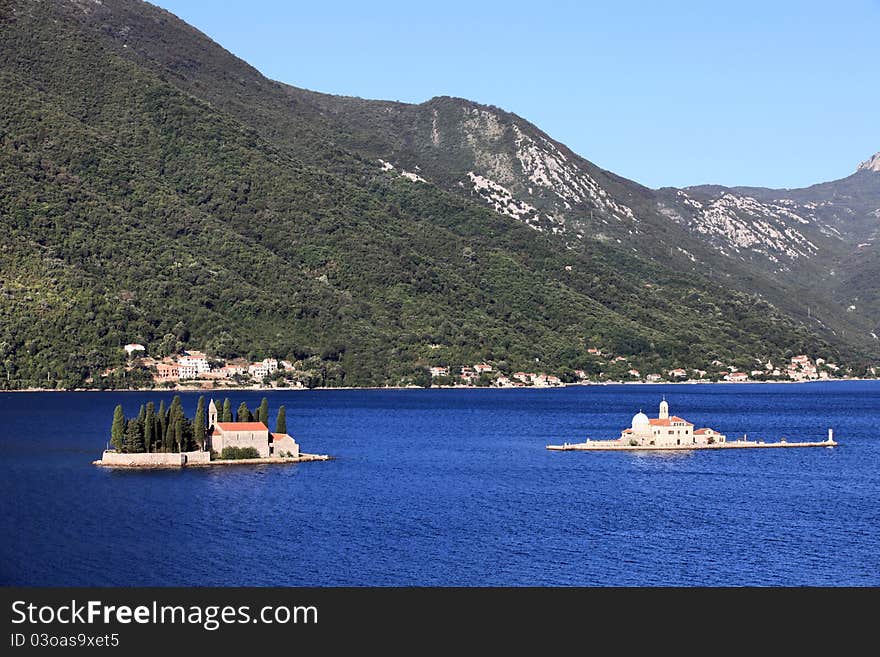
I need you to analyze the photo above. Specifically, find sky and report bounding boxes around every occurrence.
[154,0,879,189]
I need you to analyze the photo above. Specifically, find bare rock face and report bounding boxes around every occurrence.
[857,152,880,173]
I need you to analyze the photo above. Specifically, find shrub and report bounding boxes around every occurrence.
[220,446,261,460]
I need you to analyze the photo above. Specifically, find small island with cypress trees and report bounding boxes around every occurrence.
[93,395,331,468]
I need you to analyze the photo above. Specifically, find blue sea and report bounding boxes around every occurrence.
[1,383,878,586]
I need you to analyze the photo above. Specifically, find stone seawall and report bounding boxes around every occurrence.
[95,450,327,468]
[97,450,210,467]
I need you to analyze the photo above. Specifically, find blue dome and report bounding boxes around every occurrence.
[631,412,649,428]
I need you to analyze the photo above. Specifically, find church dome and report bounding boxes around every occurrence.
[631,412,649,429]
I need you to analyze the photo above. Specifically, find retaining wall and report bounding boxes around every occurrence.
[99,450,211,466]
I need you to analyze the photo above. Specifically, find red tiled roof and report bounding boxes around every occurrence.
[648,416,694,427]
[271,432,292,442]
[216,422,267,432]
[694,428,712,435]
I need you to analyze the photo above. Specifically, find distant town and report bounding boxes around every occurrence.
[91,343,874,390]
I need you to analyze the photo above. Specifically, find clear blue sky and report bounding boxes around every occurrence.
[154,0,879,189]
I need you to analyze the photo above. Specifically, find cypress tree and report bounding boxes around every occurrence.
[169,395,183,418]
[110,404,125,451]
[258,397,269,427]
[276,405,287,434]
[144,402,155,453]
[157,400,168,452]
[236,401,251,422]
[175,414,187,453]
[170,415,186,452]
[137,404,146,428]
[124,418,144,453]
[194,396,206,449]
[169,396,184,452]
[222,398,232,423]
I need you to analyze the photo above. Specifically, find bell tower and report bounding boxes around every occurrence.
[208,399,218,428]
[659,397,669,420]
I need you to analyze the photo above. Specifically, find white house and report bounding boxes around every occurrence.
[179,352,210,374]
[248,362,269,381]
[178,362,199,380]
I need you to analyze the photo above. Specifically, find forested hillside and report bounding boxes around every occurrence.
[0,0,867,388]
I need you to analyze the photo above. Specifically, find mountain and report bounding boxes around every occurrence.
[858,152,880,173]
[0,0,874,389]
[298,96,880,352]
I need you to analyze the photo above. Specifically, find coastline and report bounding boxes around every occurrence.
[2,377,876,393]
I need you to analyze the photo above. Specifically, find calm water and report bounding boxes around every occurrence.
[1,383,878,586]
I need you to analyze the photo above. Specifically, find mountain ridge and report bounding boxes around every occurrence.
[0,0,875,389]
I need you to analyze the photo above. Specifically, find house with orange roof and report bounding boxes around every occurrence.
[271,432,300,458]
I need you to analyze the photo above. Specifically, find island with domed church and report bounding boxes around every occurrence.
[547,399,837,452]
[94,395,331,468]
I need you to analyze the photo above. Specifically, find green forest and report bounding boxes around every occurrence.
[0,1,867,391]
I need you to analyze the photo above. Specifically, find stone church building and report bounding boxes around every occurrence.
[207,399,300,458]
[620,399,726,447]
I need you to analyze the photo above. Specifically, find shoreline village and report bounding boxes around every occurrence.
[547,399,837,452]
[12,343,870,392]
[93,395,331,468]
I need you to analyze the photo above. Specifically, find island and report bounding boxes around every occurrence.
[547,399,837,451]
[94,396,331,468]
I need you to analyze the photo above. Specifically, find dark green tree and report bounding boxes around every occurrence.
[169,395,183,418]
[170,414,182,453]
[157,399,168,452]
[193,396,206,449]
[124,418,144,453]
[236,401,251,422]
[257,397,269,427]
[275,405,287,434]
[412,367,431,388]
[110,404,125,451]
[168,395,186,452]
[144,402,155,453]
[222,398,233,422]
